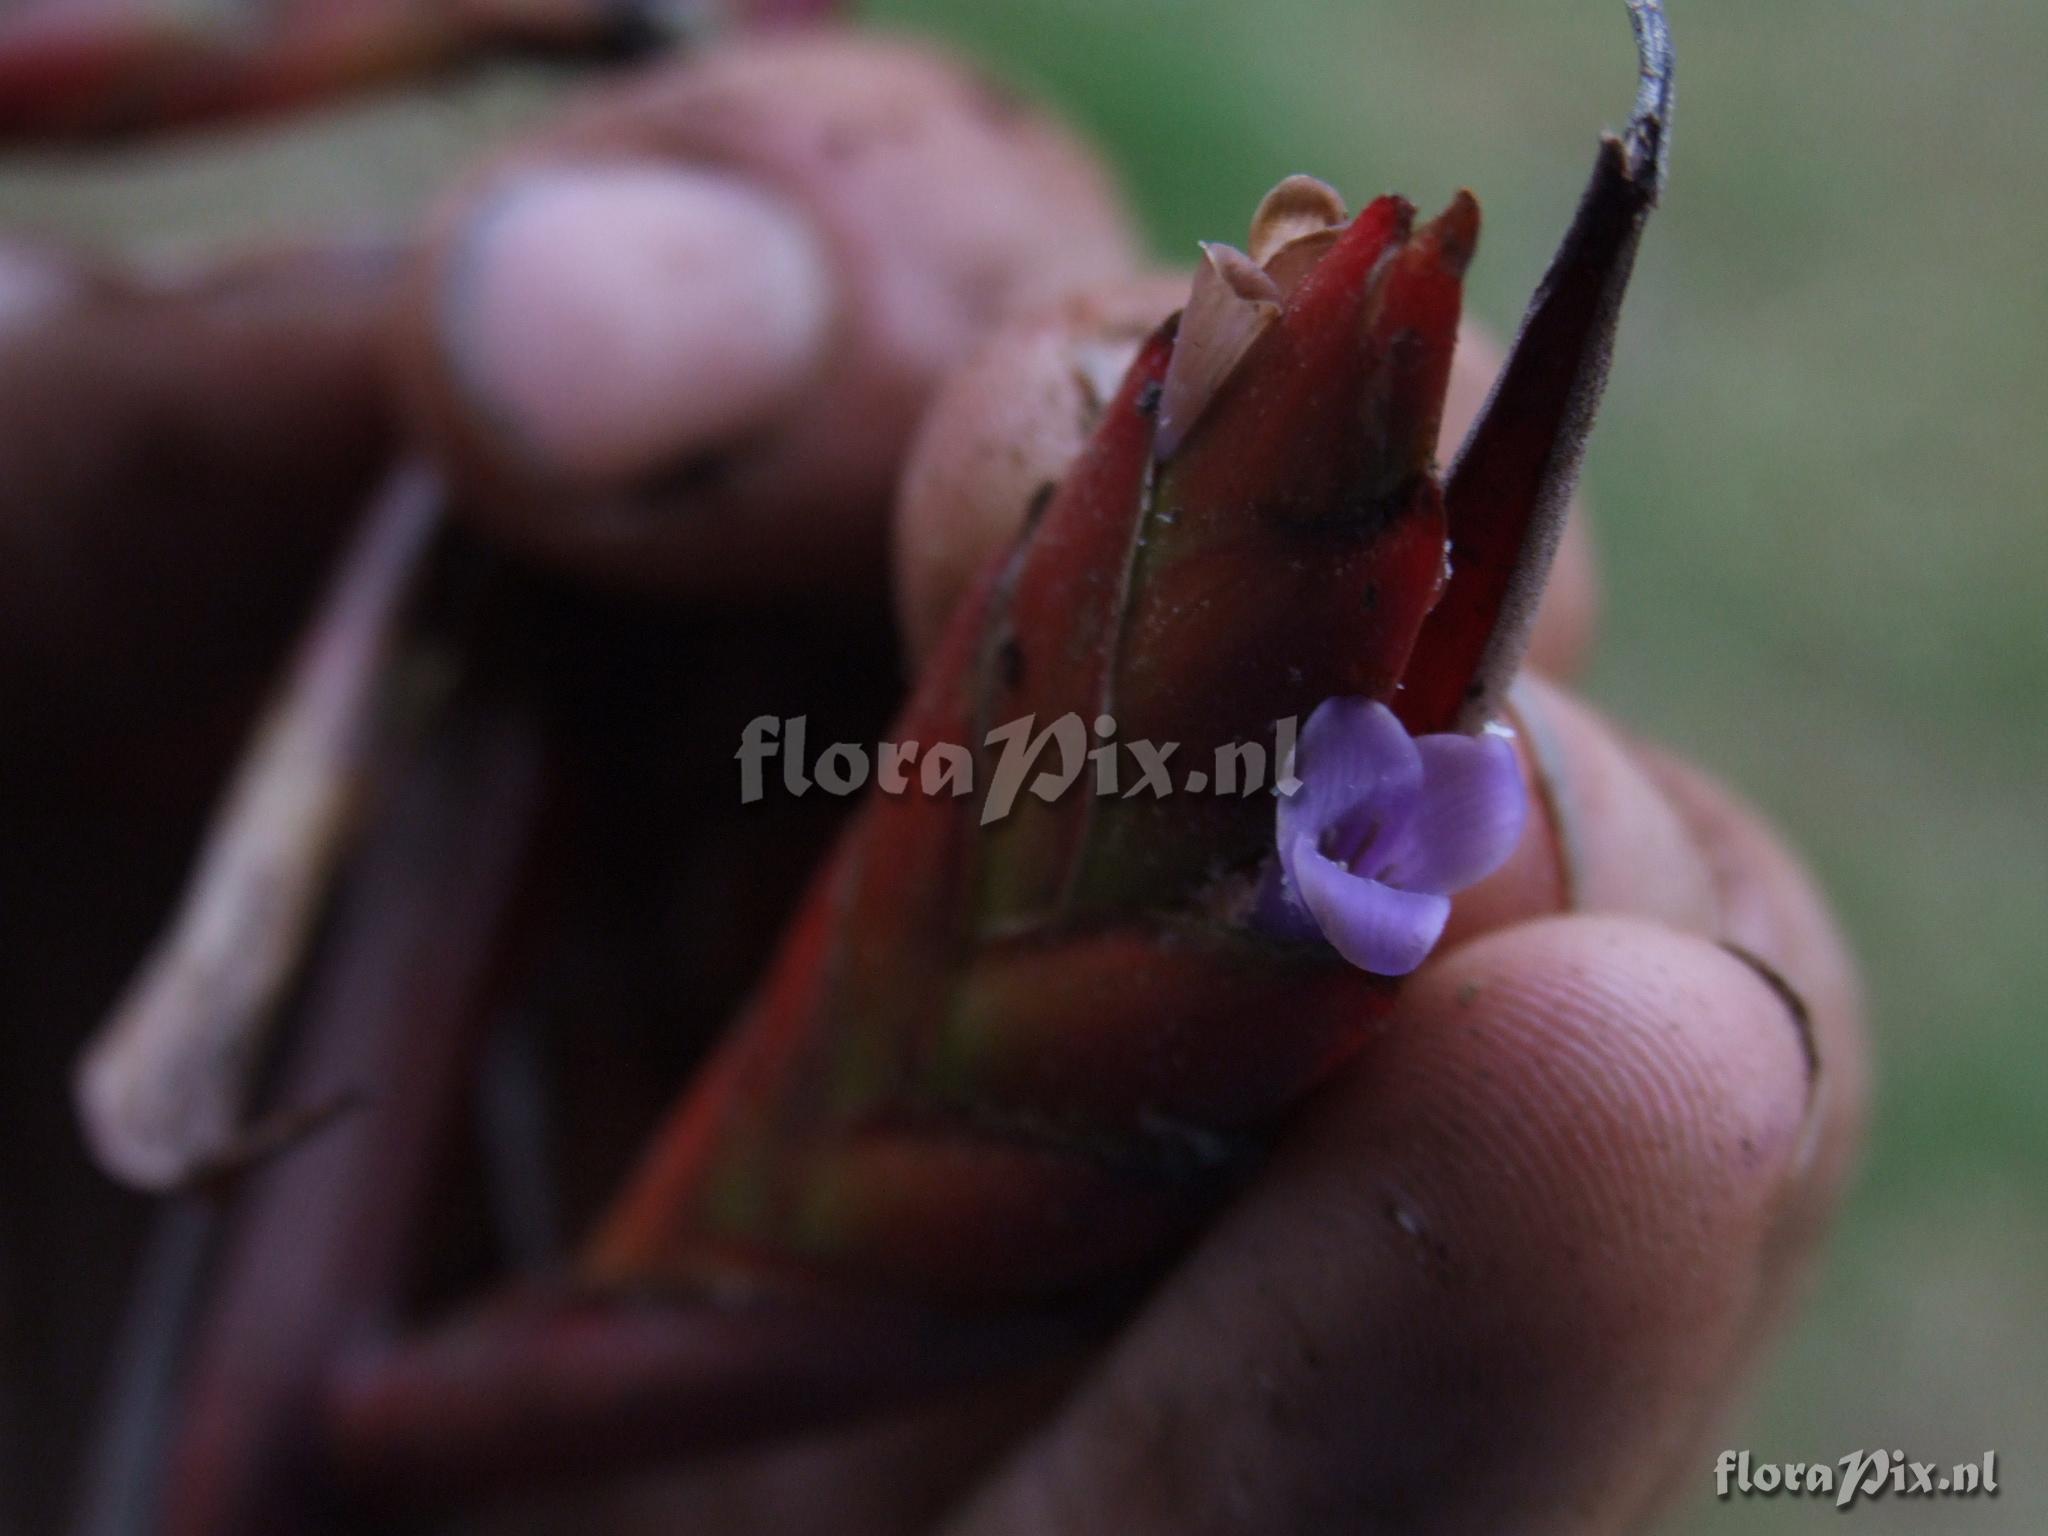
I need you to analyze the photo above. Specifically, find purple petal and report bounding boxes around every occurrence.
[1288,835,1452,977]
[1377,731,1528,895]
[1276,698,1422,874]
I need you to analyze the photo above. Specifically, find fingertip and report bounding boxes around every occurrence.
[1440,673,1720,946]
[436,164,834,486]
[1313,916,1818,1525]
[394,30,1143,596]
[1439,683,1867,1217]
[1392,915,1819,1244]
[951,916,1818,1535]
[1633,746,1871,1247]
[892,273,1188,661]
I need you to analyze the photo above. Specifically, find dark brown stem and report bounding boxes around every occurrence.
[69,1202,217,1536]
[326,1284,1087,1510]
[154,558,552,1536]
[78,462,443,1193]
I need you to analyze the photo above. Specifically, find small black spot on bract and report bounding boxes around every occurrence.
[998,636,1025,691]
[1135,380,1163,417]
[1023,480,1058,533]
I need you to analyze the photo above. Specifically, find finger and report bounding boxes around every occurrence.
[1440,677,1866,1140]
[1630,746,1869,1317]
[892,271,1191,660]
[1440,673,1722,947]
[1429,672,1868,1351]
[575,686,1866,1534]
[949,914,1823,1536]
[391,29,1140,595]
[490,683,1865,1532]
[892,301,1598,674]
[0,238,397,814]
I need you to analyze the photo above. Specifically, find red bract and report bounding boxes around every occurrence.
[582,9,1674,1312]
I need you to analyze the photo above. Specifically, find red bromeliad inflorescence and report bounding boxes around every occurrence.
[332,25,1677,1502]
[587,190,1485,1304]
[21,0,1675,1522]
[578,4,1673,1318]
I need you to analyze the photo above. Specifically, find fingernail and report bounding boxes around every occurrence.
[1720,941,1822,1117]
[1501,674,1721,932]
[1501,674,1585,910]
[444,163,834,484]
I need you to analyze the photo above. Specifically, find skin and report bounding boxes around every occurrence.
[484,404,1863,1536]
[0,34,1865,1536]
[390,29,1140,596]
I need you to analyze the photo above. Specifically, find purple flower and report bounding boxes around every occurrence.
[1256,697,1527,976]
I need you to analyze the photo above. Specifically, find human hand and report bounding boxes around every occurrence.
[467,295,1868,1535]
[0,28,1126,1516]
[0,24,1866,1532]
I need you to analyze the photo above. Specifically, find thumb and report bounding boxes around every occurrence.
[391,29,1139,595]
[948,915,1824,1535]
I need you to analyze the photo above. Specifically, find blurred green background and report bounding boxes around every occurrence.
[0,0,2040,1529]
